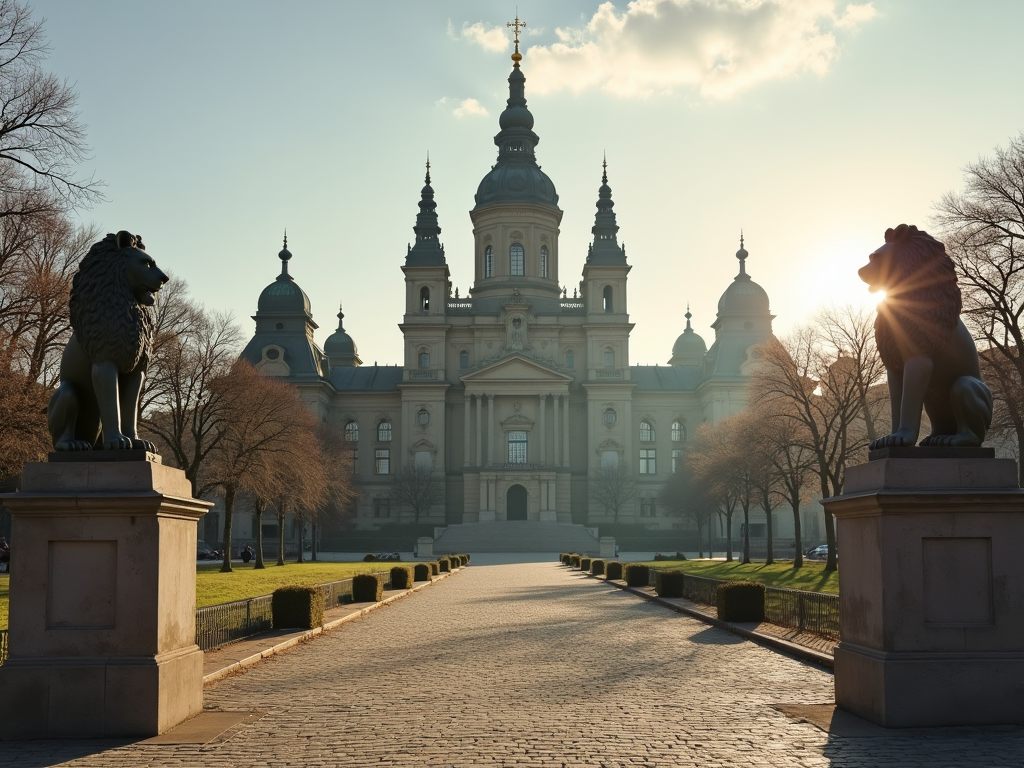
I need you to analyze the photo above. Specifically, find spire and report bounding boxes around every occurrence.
[336,301,345,331]
[495,13,537,161]
[587,156,626,265]
[278,230,293,280]
[685,303,693,331]
[736,230,749,277]
[405,157,446,266]
[508,13,526,65]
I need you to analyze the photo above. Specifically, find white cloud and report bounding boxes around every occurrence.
[451,20,509,53]
[524,0,878,100]
[453,98,489,118]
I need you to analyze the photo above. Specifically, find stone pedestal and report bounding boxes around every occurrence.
[539,509,557,523]
[824,454,1024,727]
[600,537,616,558]
[0,457,211,739]
[416,537,433,558]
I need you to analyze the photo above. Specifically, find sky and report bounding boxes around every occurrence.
[26,0,1024,366]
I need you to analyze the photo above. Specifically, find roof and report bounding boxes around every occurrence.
[329,365,405,392]
[630,365,702,391]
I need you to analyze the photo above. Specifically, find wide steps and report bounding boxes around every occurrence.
[433,521,600,554]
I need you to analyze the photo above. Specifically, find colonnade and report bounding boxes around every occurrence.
[463,392,570,467]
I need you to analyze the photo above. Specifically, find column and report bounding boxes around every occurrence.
[487,394,495,465]
[553,394,560,467]
[463,395,471,467]
[538,394,547,464]
[562,393,570,466]
[475,394,482,466]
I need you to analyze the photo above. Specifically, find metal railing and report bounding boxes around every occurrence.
[195,594,274,651]
[648,569,840,641]
[0,629,7,666]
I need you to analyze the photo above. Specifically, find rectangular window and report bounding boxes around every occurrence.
[508,430,527,463]
[540,249,548,278]
[373,498,390,518]
[639,448,656,475]
[671,449,682,474]
[640,498,656,517]
[600,450,619,469]
[414,451,432,470]
[510,244,524,276]
[375,449,390,474]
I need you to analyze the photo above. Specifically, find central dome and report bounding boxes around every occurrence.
[717,276,770,315]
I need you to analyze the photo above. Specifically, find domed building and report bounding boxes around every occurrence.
[239,41,776,544]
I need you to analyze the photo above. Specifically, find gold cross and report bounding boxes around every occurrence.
[507,13,526,57]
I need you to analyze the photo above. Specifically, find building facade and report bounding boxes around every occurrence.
[240,51,776,533]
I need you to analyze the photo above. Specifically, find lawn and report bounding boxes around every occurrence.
[0,562,394,630]
[632,559,839,594]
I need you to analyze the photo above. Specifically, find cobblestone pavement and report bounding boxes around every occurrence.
[4,563,1024,767]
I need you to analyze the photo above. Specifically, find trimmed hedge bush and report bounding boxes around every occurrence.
[457,554,468,566]
[569,554,581,568]
[439,557,451,572]
[716,581,766,622]
[654,570,684,598]
[413,562,432,581]
[624,564,650,587]
[605,561,623,580]
[429,560,440,576]
[560,553,571,565]
[352,573,384,603]
[390,565,414,590]
[579,557,592,571]
[272,585,324,629]
[362,553,377,562]
[590,559,605,576]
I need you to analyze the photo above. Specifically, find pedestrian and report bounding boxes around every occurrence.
[241,544,253,564]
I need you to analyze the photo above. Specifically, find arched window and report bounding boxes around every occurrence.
[671,421,686,442]
[603,348,614,369]
[565,349,575,370]
[540,245,549,278]
[418,349,430,369]
[344,421,359,441]
[459,349,469,369]
[377,420,392,442]
[510,243,524,276]
[420,286,430,311]
[603,286,613,313]
[639,420,655,442]
[485,245,493,278]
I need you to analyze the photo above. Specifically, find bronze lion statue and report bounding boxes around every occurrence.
[859,224,992,449]
[48,231,168,451]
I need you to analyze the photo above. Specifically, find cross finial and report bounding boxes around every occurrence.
[425,151,431,184]
[508,12,526,63]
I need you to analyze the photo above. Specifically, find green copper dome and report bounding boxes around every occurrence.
[257,235,312,316]
[717,236,769,315]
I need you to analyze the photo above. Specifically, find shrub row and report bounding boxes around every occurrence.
[716,581,765,622]
[271,585,324,630]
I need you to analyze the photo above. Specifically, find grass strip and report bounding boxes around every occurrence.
[633,559,838,594]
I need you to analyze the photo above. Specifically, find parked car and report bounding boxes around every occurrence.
[197,540,221,560]
[804,544,834,561]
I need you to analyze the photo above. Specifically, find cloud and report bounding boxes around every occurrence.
[449,20,509,53]
[523,0,878,100]
[453,98,489,118]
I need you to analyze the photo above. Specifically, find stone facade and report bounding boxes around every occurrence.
[239,55,777,534]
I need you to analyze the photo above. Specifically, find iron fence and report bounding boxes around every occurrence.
[0,629,7,665]
[195,594,273,651]
[647,569,840,641]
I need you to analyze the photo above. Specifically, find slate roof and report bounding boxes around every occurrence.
[329,365,405,392]
[630,365,702,391]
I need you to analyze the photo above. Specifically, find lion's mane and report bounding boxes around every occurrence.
[874,224,961,371]
[69,233,155,372]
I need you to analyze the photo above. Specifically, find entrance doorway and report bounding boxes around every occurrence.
[506,485,528,521]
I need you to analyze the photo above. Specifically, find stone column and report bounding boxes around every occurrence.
[487,394,495,465]
[475,394,482,466]
[553,394,560,467]
[561,393,570,466]
[463,394,471,467]
[538,394,547,464]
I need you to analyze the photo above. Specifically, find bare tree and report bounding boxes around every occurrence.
[933,132,1024,482]
[588,462,637,523]
[0,1,103,214]
[688,420,748,562]
[658,452,716,557]
[0,348,48,480]
[390,464,442,525]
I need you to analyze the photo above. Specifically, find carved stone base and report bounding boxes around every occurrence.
[0,460,210,738]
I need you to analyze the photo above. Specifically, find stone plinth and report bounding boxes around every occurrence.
[0,457,211,739]
[824,455,1024,727]
[600,537,616,558]
[417,537,433,558]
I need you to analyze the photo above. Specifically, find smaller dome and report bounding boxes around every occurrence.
[669,308,707,366]
[323,304,361,366]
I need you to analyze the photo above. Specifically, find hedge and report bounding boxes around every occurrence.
[579,557,592,571]
[654,570,684,598]
[413,562,432,581]
[272,585,323,629]
[429,560,440,576]
[716,581,765,622]
[605,561,623,580]
[590,559,605,576]
[439,557,451,572]
[352,573,384,603]
[624,564,650,588]
[390,565,414,590]
[569,554,581,568]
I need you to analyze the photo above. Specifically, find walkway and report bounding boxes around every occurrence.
[3,562,1023,767]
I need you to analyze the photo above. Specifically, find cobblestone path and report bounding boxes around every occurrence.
[3,562,1023,767]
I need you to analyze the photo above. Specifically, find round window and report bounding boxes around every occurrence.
[265,348,280,360]
[603,409,616,426]
[417,409,429,427]
[275,322,284,330]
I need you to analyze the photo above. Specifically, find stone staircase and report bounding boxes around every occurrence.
[432,521,601,554]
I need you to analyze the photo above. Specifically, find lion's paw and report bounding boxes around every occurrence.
[870,431,916,450]
[921,433,982,447]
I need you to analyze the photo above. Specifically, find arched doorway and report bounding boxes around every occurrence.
[506,485,528,521]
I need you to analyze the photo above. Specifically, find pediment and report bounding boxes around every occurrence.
[461,354,573,384]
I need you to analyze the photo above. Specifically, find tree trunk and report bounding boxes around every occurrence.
[276,508,286,566]
[295,519,304,563]
[311,522,318,561]
[220,485,235,573]
[791,495,803,569]
[254,503,266,570]
[818,470,839,572]
[763,490,775,565]
[725,511,733,562]
[741,503,751,564]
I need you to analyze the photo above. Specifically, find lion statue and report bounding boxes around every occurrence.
[859,223,992,449]
[48,231,169,451]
